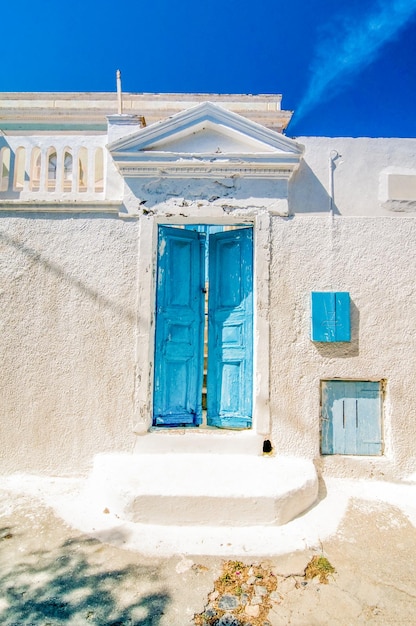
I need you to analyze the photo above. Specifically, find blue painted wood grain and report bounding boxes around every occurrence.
[321,381,382,455]
[207,228,253,428]
[153,226,205,426]
[311,292,351,342]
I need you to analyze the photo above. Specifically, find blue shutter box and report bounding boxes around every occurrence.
[311,292,351,342]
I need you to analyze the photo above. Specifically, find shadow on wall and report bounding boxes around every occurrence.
[289,160,341,215]
[0,224,135,324]
[0,529,170,625]
[312,299,359,358]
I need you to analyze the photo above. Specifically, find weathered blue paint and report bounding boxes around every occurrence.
[311,292,351,342]
[153,226,205,425]
[184,224,224,276]
[207,228,253,428]
[321,381,382,455]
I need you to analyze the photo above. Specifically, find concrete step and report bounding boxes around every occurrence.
[133,429,265,455]
[87,453,318,527]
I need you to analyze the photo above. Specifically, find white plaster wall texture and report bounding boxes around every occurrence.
[122,176,290,217]
[0,215,139,474]
[269,215,416,477]
[2,132,416,478]
[116,137,416,219]
[291,137,416,216]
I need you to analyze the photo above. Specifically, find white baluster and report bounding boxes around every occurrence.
[55,149,64,193]
[72,148,79,193]
[39,147,47,193]
[23,146,31,192]
[87,146,94,194]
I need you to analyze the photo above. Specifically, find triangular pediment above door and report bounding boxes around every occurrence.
[144,124,279,154]
[108,101,304,178]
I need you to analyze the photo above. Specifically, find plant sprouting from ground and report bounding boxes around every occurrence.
[304,555,336,584]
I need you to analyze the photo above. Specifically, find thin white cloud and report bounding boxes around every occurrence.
[296,0,416,121]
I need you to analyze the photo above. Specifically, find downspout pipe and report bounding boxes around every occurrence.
[329,149,340,216]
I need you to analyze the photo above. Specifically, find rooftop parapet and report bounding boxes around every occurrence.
[0,93,292,133]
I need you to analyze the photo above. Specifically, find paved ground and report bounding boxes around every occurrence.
[0,479,416,625]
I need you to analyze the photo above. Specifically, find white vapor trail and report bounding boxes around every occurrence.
[296,0,416,121]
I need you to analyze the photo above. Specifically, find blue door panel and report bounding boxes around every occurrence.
[154,225,253,429]
[185,224,224,277]
[321,381,382,455]
[219,362,243,413]
[207,228,253,428]
[153,226,205,426]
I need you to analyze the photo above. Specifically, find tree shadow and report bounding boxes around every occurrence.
[0,533,170,625]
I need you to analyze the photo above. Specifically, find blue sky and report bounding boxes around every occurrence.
[2,0,416,137]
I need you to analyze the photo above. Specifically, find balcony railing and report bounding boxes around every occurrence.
[0,137,108,201]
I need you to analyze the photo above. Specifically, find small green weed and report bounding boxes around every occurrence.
[304,555,336,584]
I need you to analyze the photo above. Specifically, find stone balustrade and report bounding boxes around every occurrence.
[0,137,107,200]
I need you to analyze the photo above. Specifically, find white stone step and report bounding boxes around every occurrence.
[133,429,265,455]
[87,453,318,527]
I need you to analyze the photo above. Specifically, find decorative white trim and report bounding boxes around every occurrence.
[133,214,271,441]
[109,102,303,154]
[0,201,122,213]
[108,102,304,182]
[117,163,298,179]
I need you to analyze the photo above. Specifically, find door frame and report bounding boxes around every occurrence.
[133,212,271,437]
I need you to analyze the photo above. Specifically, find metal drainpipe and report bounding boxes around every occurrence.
[329,149,340,216]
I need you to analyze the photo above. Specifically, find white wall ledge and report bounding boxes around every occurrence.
[0,201,122,213]
[133,428,266,455]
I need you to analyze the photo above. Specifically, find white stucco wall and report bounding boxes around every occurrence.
[291,137,416,216]
[269,214,416,477]
[0,215,139,474]
[1,124,416,479]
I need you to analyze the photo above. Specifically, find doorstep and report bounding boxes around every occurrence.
[87,453,318,527]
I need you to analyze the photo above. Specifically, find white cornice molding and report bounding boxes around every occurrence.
[115,162,299,179]
[0,201,122,213]
[108,101,303,154]
[0,93,292,132]
[108,102,304,180]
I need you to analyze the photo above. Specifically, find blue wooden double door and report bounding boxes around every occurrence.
[153,225,253,428]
